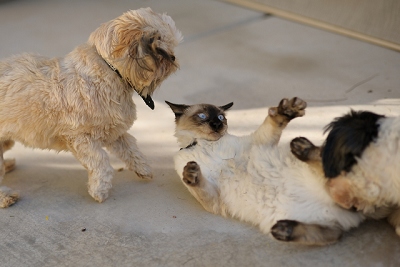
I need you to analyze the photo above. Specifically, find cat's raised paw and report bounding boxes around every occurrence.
[268,97,307,127]
[290,137,318,162]
[278,97,307,119]
[270,220,299,242]
[183,161,201,186]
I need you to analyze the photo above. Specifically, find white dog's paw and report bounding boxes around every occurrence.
[0,186,19,208]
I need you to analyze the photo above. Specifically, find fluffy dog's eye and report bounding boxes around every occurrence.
[171,55,175,62]
[198,113,207,119]
[218,114,225,121]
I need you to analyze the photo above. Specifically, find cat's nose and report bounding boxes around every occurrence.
[210,120,222,130]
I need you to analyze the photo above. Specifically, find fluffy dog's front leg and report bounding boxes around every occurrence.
[183,161,225,215]
[70,136,114,203]
[388,208,400,236]
[107,133,152,180]
[252,97,307,146]
[0,141,19,208]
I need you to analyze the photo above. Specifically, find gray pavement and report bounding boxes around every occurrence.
[1,0,400,266]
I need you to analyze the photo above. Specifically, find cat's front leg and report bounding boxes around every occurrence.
[290,137,324,173]
[252,97,307,146]
[182,161,224,215]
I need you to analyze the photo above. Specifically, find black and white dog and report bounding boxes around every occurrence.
[290,110,400,236]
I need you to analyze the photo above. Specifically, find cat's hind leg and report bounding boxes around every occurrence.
[271,220,343,246]
[182,161,224,215]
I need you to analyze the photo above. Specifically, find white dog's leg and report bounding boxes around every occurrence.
[107,133,152,180]
[70,136,114,203]
[252,97,307,146]
[0,142,19,208]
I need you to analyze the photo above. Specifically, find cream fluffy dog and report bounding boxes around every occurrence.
[0,8,182,207]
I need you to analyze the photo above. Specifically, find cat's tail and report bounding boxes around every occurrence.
[270,220,343,246]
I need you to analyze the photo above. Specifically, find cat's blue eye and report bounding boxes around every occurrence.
[218,114,225,121]
[198,113,207,119]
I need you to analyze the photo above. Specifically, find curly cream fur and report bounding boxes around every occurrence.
[0,8,182,207]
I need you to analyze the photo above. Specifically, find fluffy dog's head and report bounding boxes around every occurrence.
[321,110,385,178]
[89,8,183,107]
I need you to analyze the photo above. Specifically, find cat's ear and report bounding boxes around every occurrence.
[165,101,189,118]
[220,102,234,111]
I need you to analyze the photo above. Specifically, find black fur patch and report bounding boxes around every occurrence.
[322,110,384,178]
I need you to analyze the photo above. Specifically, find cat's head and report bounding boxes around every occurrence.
[165,101,234,147]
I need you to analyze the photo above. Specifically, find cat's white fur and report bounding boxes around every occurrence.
[171,98,365,245]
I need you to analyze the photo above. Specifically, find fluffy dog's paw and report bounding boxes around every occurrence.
[182,161,200,186]
[88,183,112,203]
[4,159,16,173]
[271,220,298,242]
[0,186,19,208]
[269,97,307,126]
[89,190,109,203]
[134,163,153,180]
[290,137,318,162]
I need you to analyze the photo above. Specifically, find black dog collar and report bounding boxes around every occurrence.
[102,58,155,110]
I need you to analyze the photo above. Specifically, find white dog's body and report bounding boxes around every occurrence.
[340,116,400,209]
[0,8,182,207]
[170,98,364,245]
[322,114,400,235]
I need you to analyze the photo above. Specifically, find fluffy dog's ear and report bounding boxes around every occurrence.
[112,24,142,59]
[219,102,234,111]
[165,101,189,119]
[135,31,177,70]
[322,110,384,178]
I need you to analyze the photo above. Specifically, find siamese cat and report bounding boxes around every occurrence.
[166,97,365,246]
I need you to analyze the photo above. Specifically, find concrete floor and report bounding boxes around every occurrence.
[1,0,400,266]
